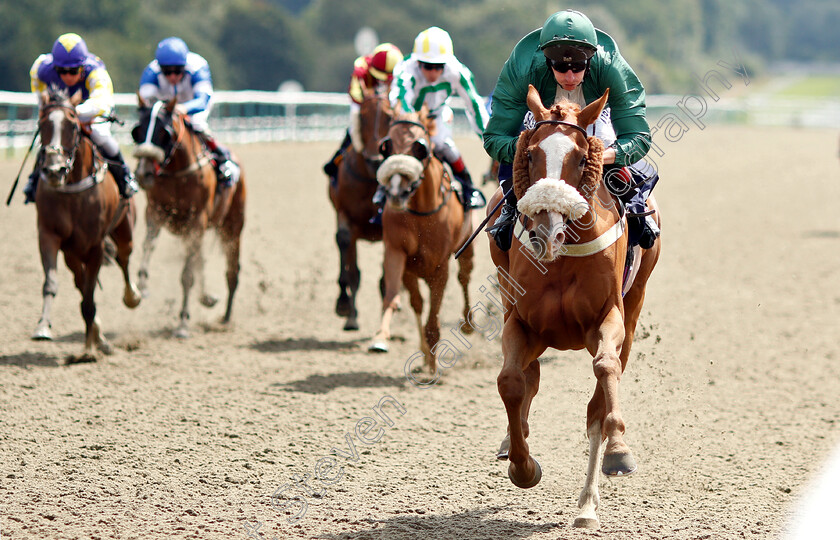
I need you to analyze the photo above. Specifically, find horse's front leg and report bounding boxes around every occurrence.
[175,233,204,339]
[587,306,634,476]
[33,231,61,340]
[137,208,162,298]
[66,251,111,359]
[497,316,546,489]
[368,245,405,353]
[335,220,361,331]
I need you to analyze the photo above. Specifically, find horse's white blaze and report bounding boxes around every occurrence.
[47,110,64,147]
[144,101,164,144]
[539,132,575,181]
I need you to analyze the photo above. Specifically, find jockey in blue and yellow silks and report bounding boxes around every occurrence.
[24,33,138,203]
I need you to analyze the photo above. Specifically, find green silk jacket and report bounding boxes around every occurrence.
[483,27,651,166]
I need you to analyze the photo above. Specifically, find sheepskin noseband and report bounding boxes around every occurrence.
[517,178,589,220]
[376,154,424,186]
[133,142,165,163]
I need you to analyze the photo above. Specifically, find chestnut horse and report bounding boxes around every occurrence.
[32,91,141,359]
[131,98,246,338]
[369,110,475,373]
[328,85,393,330]
[487,86,661,529]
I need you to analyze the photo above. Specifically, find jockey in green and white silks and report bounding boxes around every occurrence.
[388,26,490,210]
[484,10,660,251]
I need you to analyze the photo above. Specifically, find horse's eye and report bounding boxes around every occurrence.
[379,138,393,157]
[579,157,587,168]
[526,150,532,163]
[412,139,429,161]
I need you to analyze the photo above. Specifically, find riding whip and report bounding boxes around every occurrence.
[5,130,40,206]
[454,187,513,259]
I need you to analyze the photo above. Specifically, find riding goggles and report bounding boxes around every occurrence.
[55,66,83,75]
[419,61,444,72]
[547,58,588,73]
[161,65,185,75]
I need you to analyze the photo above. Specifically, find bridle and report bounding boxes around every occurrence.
[138,101,211,176]
[39,102,83,180]
[380,118,451,215]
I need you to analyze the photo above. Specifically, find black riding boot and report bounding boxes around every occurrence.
[452,166,485,209]
[324,131,352,180]
[369,184,387,225]
[486,176,518,252]
[23,170,40,204]
[105,150,138,199]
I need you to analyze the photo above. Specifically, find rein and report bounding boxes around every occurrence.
[38,103,106,194]
[144,102,213,177]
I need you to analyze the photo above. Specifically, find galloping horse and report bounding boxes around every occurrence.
[32,90,141,359]
[488,86,661,529]
[131,97,246,338]
[369,109,475,373]
[328,85,393,331]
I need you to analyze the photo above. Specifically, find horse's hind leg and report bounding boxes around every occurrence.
[456,241,474,334]
[33,232,61,340]
[137,209,162,298]
[175,233,203,339]
[219,224,242,325]
[111,202,141,309]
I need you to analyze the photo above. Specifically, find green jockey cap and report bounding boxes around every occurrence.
[539,10,598,63]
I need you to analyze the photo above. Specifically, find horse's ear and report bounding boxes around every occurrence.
[418,103,430,126]
[527,84,550,122]
[579,88,609,129]
[69,90,83,107]
[165,98,178,113]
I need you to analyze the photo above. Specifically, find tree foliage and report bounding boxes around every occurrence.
[0,0,837,96]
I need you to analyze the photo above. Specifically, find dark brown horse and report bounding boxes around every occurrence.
[487,86,661,528]
[369,109,475,372]
[132,98,246,338]
[328,85,393,330]
[32,90,141,360]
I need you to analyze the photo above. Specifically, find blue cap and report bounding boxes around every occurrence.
[52,33,89,68]
[155,37,189,66]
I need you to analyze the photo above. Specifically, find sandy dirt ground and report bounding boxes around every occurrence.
[1,126,839,540]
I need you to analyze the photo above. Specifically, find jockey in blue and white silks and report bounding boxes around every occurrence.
[138,37,239,187]
[24,33,138,203]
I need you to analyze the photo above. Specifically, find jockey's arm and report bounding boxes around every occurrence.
[75,66,115,123]
[452,63,489,138]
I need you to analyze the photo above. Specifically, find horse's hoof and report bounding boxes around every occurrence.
[200,294,219,308]
[496,435,511,461]
[508,457,541,489]
[368,340,388,353]
[343,319,359,332]
[124,286,142,309]
[99,340,114,355]
[174,327,190,339]
[573,517,600,529]
[32,326,53,341]
[602,452,637,477]
[335,295,351,317]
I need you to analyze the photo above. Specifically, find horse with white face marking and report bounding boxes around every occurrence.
[486,85,661,529]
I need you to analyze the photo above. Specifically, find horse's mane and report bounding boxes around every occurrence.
[549,100,581,120]
[512,129,534,200]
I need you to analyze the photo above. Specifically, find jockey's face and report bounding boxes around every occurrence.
[56,66,83,86]
[161,65,186,84]
[551,64,586,92]
[419,61,444,84]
